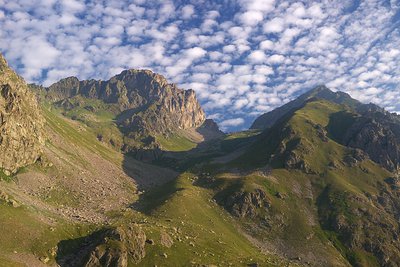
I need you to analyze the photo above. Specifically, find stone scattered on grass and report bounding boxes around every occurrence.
[160,231,174,248]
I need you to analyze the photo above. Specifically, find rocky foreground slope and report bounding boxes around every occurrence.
[0,54,44,174]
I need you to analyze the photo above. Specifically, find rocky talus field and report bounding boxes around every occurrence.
[2,52,400,267]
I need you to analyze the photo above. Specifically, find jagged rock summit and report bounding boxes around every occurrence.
[44,69,206,136]
[0,53,45,174]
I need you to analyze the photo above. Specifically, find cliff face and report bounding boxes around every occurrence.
[45,70,206,135]
[329,104,400,172]
[0,54,45,174]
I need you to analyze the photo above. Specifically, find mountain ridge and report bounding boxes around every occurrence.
[43,69,206,133]
[251,85,361,130]
[32,68,224,153]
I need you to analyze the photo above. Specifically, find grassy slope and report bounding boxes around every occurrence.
[214,100,392,266]
[1,104,283,266]
[0,194,96,266]
[221,130,261,153]
[156,134,197,152]
[0,105,126,265]
[2,97,389,266]
[132,173,288,266]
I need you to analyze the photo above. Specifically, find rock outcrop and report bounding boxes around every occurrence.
[342,115,400,172]
[0,53,45,174]
[328,104,400,172]
[222,188,270,218]
[44,70,206,136]
[85,225,146,267]
[58,224,146,267]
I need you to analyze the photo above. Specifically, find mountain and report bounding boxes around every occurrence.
[33,69,223,152]
[0,54,45,175]
[251,85,361,130]
[4,49,400,267]
[45,70,205,133]
[251,85,400,172]
[222,87,400,266]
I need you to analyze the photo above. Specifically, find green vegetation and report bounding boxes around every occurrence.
[0,169,12,182]
[0,201,96,266]
[51,96,124,151]
[209,99,395,265]
[42,105,123,165]
[327,110,358,142]
[156,134,197,152]
[221,130,260,153]
[2,86,399,266]
[134,173,280,266]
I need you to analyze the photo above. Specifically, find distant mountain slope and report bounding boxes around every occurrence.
[251,85,400,172]
[0,53,45,175]
[250,85,360,130]
[212,97,400,266]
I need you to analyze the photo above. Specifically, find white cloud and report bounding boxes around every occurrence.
[240,11,264,26]
[241,0,275,13]
[259,40,274,50]
[0,0,399,130]
[181,4,194,19]
[268,54,285,64]
[61,0,85,13]
[185,47,207,59]
[220,118,245,127]
[254,65,273,75]
[263,17,285,33]
[248,50,267,63]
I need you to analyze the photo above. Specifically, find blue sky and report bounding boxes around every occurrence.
[1,0,400,131]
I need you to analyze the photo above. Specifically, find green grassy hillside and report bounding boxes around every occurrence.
[2,95,400,266]
[206,100,398,266]
[0,105,288,266]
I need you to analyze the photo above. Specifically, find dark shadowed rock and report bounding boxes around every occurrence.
[197,119,225,140]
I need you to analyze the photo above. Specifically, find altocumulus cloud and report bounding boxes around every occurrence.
[1,0,400,131]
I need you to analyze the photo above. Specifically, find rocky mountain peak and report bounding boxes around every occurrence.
[43,69,206,147]
[0,53,45,174]
[0,54,8,69]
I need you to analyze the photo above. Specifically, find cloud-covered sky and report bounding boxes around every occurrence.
[1,0,400,131]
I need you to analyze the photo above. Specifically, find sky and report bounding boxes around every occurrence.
[1,0,400,131]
